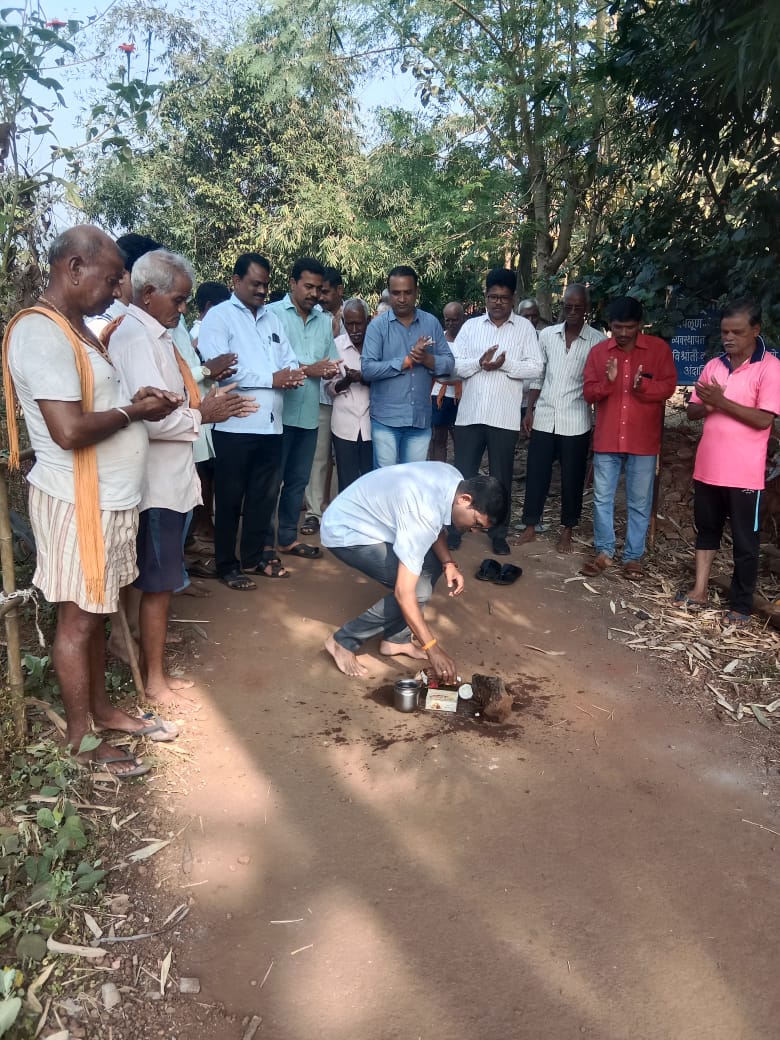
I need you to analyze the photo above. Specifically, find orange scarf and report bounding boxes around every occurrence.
[102,315,201,406]
[3,307,106,605]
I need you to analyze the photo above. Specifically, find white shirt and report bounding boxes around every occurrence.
[321,461,461,576]
[529,321,607,436]
[86,299,128,338]
[325,333,371,441]
[7,313,148,510]
[109,304,201,513]
[452,313,543,430]
[198,294,299,435]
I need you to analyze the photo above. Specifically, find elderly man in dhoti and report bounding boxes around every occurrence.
[3,227,183,777]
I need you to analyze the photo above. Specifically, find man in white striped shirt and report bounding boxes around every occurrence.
[517,284,607,552]
[449,269,543,555]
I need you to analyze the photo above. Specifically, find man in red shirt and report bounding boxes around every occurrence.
[581,297,677,580]
[677,298,780,624]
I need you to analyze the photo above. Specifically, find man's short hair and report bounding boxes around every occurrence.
[234,252,270,278]
[388,265,418,285]
[131,250,195,293]
[722,296,761,326]
[343,297,369,319]
[291,257,324,281]
[485,268,517,294]
[518,298,539,311]
[195,281,230,312]
[608,296,643,323]
[49,226,110,266]
[564,282,590,303]
[115,233,163,272]
[458,475,508,528]
[322,266,343,288]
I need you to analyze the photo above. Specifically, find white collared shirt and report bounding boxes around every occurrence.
[325,333,371,441]
[198,294,299,435]
[529,321,607,436]
[451,313,543,431]
[109,304,201,513]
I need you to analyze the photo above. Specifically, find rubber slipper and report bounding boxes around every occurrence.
[673,593,708,609]
[492,537,511,556]
[279,543,322,559]
[244,558,289,579]
[135,712,179,742]
[476,558,502,582]
[187,559,217,580]
[220,570,257,590]
[622,562,644,581]
[94,751,151,780]
[300,515,320,535]
[495,564,523,585]
[186,537,215,557]
[581,554,613,577]
[723,610,751,628]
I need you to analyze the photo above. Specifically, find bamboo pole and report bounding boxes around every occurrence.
[0,468,25,744]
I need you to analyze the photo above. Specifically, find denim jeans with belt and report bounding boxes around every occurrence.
[328,542,443,651]
[592,452,656,561]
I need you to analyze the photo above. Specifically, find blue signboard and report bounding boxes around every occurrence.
[671,317,709,385]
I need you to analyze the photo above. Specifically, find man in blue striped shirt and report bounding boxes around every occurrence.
[361,266,454,467]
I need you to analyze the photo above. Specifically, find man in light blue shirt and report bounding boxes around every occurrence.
[199,253,303,589]
[267,258,341,559]
[362,266,454,467]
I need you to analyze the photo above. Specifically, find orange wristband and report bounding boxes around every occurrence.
[421,638,437,652]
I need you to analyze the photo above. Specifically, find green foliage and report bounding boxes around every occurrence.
[0,5,159,315]
[0,742,108,1035]
[586,0,780,336]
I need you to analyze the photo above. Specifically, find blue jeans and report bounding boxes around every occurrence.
[267,425,318,548]
[371,419,431,468]
[328,543,442,651]
[592,452,656,562]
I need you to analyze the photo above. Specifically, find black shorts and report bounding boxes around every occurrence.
[134,508,188,593]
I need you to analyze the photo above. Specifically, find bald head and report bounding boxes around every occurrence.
[46,225,125,318]
[443,300,466,340]
[49,225,120,269]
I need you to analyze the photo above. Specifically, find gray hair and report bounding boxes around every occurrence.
[564,282,590,303]
[131,249,195,293]
[518,298,539,311]
[342,296,369,319]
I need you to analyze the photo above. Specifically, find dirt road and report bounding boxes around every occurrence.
[163,532,778,1040]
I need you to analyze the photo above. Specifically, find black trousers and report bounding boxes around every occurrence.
[333,432,373,491]
[693,480,760,615]
[212,430,283,577]
[522,429,591,529]
[454,424,518,538]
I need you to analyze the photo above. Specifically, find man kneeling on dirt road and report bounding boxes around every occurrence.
[320,462,507,681]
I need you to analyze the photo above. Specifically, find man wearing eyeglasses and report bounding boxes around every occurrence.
[449,269,543,555]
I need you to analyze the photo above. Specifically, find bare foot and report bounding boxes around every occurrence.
[143,678,198,708]
[325,634,368,677]
[556,527,574,553]
[516,526,537,545]
[167,676,194,691]
[92,706,150,735]
[380,640,427,660]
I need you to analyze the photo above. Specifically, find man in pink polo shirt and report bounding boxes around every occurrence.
[678,298,780,625]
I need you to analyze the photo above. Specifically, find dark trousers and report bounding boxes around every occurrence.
[212,430,282,577]
[333,432,373,490]
[329,543,443,651]
[267,425,319,547]
[454,424,518,538]
[694,480,761,615]
[522,429,591,528]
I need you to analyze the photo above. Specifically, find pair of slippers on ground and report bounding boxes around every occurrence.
[475,558,523,585]
[673,593,751,628]
[93,712,179,781]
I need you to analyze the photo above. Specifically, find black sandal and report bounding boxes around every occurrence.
[220,570,256,591]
